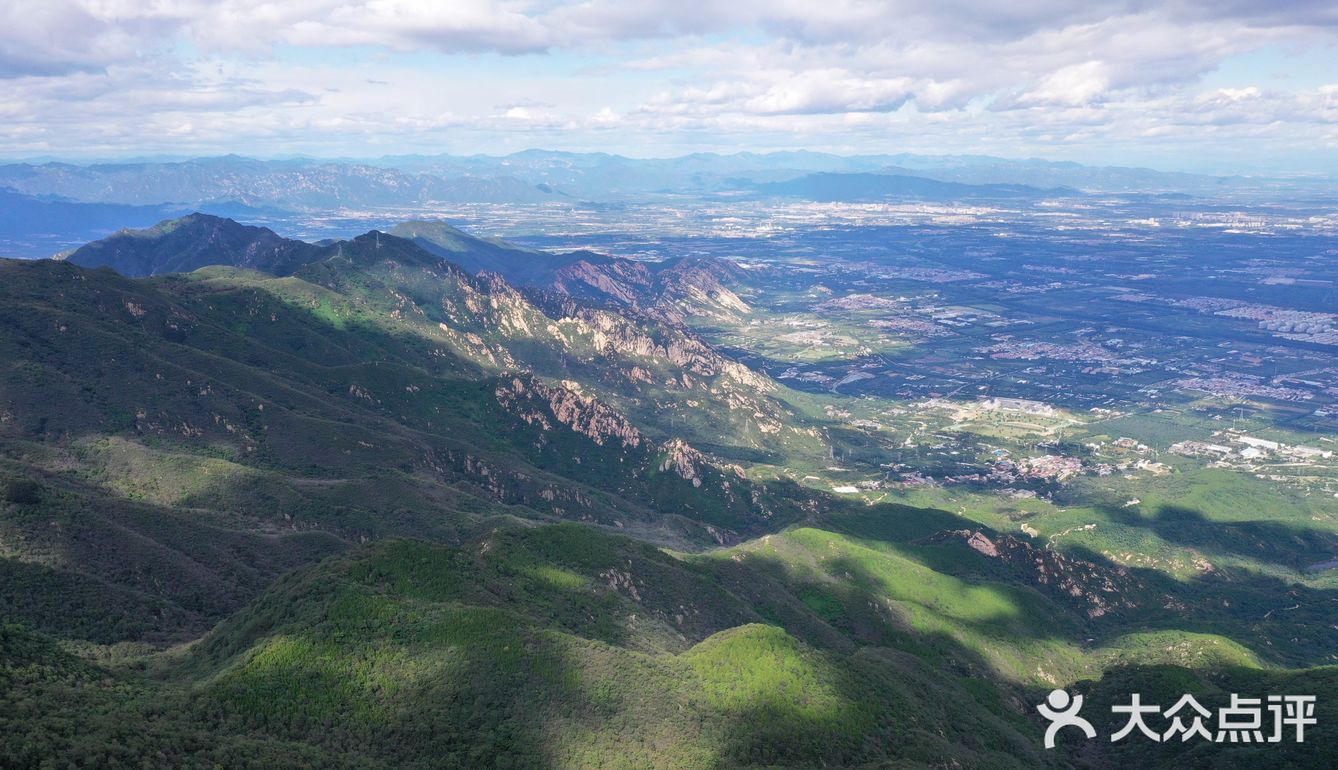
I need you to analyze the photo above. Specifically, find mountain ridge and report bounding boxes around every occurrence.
[60,212,323,276]
[3,151,1325,215]
[752,172,1080,201]
[5,206,1337,769]
[389,218,753,323]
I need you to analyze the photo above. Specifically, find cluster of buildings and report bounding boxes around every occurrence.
[1173,374,1314,402]
[1170,432,1334,464]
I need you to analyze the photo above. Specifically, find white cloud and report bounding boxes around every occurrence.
[591,106,622,126]
[0,0,1335,168]
[0,0,184,77]
[1008,61,1113,108]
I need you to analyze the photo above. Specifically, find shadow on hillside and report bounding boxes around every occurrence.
[0,461,346,646]
[1103,503,1338,572]
[131,509,1333,768]
[815,498,1338,669]
[1073,662,1338,768]
[176,527,1063,769]
[2,257,802,549]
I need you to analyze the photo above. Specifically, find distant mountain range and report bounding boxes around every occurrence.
[750,172,1078,202]
[1,151,1328,220]
[376,149,1323,197]
[0,155,568,210]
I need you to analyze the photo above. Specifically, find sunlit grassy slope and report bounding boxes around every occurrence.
[9,526,1055,769]
[0,250,819,643]
[9,522,1334,768]
[3,225,1337,769]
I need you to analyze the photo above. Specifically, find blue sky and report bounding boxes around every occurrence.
[0,1,1335,174]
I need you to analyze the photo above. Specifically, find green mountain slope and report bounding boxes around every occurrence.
[390,218,753,323]
[5,527,1059,769]
[3,218,1336,769]
[60,213,323,276]
[52,215,813,461]
[10,523,1333,768]
[387,219,577,284]
[0,240,815,642]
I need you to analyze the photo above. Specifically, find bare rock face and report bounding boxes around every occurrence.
[572,308,771,392]
[489,376,780,537]
[495,376,643,449]
[551,258,654,307]
[654,256,753,324]
[966,531,1000,558]
[923,528,1143,619]
[545,252,752,325]
[598,566,643,601]
[308,243,789,457]
[658,438,707,487]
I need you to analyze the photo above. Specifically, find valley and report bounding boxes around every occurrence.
[6,0,1338,764]
[2,196,1337,768]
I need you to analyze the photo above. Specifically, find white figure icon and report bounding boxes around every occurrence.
[1037,689,1097,749]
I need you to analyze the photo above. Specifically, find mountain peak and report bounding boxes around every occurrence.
[300,230,457,278]
[387,219,493,253]
[142,211,232,234]
[63,213,321,277]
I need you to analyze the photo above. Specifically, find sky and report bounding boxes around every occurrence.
[1,0,1336,174]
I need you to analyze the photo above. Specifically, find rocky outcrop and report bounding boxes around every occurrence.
[551,258,654,307]
[569,308,772,392]
[288,229,794,466]
[655,256,752,323]
[658,438,708,488]
[495,377,643,449]
[537,251,753,325]
[419,445,602,521]
[922,528,1142,619]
